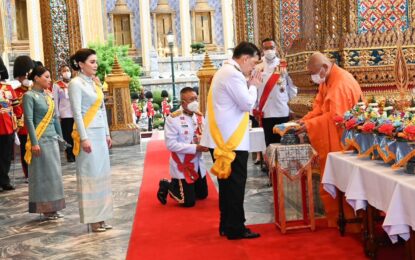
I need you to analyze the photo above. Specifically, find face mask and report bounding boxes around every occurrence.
[311,68,325,84]
[62,72,71,80]
[22,79,32,87]
[264,50,276,60]
[187,101,199,113]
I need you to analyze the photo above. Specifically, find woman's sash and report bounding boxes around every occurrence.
[72,83,104,156]
[24,95,55,164]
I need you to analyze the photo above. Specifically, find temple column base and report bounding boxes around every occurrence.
[110,128,141,147]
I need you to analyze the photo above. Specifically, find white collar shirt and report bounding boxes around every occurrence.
[200,59,257,151]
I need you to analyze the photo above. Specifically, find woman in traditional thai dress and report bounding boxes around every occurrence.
[23,66,65,220]
[69,48,113,232]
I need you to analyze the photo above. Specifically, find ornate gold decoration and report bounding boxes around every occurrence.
[39,0,81,79]
[273,0,281,52]
[105,56,137,131]
[39,0,54,78]
[111,55,124,75]
[256,0,274,46]
[66,0,82,55]
[395,42,410,100]
[197,52,217,115]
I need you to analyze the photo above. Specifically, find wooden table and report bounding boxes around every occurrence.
[323,152,415,259]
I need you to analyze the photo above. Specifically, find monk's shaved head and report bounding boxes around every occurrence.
[307,52,331,70]
[307,52,333,77]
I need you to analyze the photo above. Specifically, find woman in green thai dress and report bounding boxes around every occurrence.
[23,66,65,220]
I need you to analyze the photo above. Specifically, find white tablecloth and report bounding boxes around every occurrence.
[249,128,266,152]
[322,151,415,243]
[383,178,415,242]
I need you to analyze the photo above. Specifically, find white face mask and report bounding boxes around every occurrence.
[62,72,71,80]
[187,101,199,113]
[22,79,32,87]
[263,50,276,61]
[311,68,325,84]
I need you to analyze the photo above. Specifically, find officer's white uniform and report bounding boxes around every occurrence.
[255,57,297,118]
[164,108,207,179]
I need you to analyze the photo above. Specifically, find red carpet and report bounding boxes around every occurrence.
[126,138,368,260]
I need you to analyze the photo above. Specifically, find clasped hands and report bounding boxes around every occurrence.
[248,70,263,88]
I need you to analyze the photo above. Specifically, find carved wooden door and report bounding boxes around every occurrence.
[195,12,212,44]
[114,14,132,47]
[156,14,173,49]
[15,0,29,40]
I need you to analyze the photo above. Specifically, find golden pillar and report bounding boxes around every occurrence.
[105,56,140,146]
[197,52,217,115]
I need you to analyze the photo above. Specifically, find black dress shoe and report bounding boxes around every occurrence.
[1,184,15,191]
[67,157,75,163]
[219,229,226,236]
[227,228,260,240]
[157,179,169,205]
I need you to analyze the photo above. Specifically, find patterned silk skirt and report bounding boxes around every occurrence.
[28,136,65,213]
[75,127,113,224]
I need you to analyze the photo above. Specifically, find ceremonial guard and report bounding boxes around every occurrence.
[146,97,155,131]
[13,56,35,180]
[53,65,75,162]
[157,87,208,207]
[0,81,21,190]
[254,38,297,146]
[131,99,142,124]
[161,97,171,119]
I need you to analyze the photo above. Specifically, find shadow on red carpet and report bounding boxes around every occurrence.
[126,138,370,260]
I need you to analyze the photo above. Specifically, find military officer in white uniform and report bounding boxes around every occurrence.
[255,38,297,146]
[157,87,209,207]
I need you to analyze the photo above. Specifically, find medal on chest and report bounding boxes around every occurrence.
[180,116,188,128]
[277,77,285,93]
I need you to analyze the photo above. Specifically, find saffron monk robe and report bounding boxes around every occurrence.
[296,52,363,232]
[157,87,209,207]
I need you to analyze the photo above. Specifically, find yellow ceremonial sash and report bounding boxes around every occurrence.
[207,85,249,179]
[24,95,55,164]
[71,83,104,156]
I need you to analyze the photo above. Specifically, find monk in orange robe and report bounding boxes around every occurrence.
[297,52,362,230]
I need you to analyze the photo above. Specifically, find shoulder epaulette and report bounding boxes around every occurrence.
[171,110,183,118]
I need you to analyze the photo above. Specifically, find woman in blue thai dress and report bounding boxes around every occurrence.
[69,48,113,232]
[23,66,65,220]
